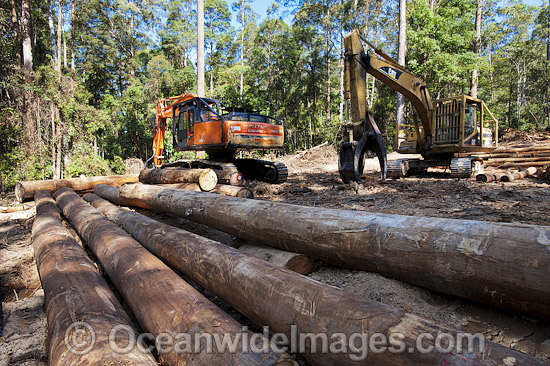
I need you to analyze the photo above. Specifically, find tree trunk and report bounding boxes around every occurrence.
[470,0,482,98]
[15,174,139,202]
[239,0,244,100]
[85,191,546,366]
[70,0,75,75]
[63,31,67,71]
[197,0,205,96]
[56,0,62,74]
[55,188,293,366]
[396,0,407,148]
[32,191,158,366]
[11,0,21,63]
[107,183,550,319]
[21,0,33,70]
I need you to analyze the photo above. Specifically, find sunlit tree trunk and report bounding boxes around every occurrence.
[239,0,244,100]
[22,0,33,70]
[11,0,21,63]
[470,0,482,98]
[396,0,407,149]
[70,0,75,75]
[197,0,205,96]
[56,0,62,74]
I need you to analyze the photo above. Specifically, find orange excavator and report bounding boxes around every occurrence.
[151,92,287,183]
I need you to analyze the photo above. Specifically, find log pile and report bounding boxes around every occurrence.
[32,190,158,365]
[53,187,293,366]
[476,167,538,183]
[22,178,550,364]
[479,144,550,169]
[84,192,543,366]
[97,183,550,319]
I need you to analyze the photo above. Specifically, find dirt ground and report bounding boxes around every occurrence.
[1,138,550,364]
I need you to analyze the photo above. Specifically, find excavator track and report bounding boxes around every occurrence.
[450,157,483,178]
[233,159,288,184]
[162,158,287,184]
[387,159,409,178]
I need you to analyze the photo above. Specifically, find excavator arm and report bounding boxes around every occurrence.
[151,93,196,167]
[339,29,436,182]
[339,30,388,182]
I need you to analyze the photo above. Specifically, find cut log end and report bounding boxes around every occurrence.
[198,169,218,191]
[15,182,25,203]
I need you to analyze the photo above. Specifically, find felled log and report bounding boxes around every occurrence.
[161,183,254,198]
[14,174,138,203]
[99,183,550,319]
[500,167,538,182]
[475,172,506,183]
[213,169,244,186]
[32,190,157,366]
[139,168,217,191]
[54,188,293,366]
[85,193,546,366]
[237,243,313,274]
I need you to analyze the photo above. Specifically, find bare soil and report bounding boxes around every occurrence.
[1,135,550,364]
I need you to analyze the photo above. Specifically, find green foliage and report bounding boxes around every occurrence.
[65,145,113,178]
[2,0,550,188]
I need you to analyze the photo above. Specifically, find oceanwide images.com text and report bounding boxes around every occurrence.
[65,322,486,361]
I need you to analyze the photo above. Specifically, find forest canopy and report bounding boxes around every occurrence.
[0,0,548,187]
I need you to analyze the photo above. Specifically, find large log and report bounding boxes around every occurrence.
[161,183,254,198]
[15,174,138,202]
[500,167,538,182]
[31,190,157,365]
[139,168,217,191]
[54,188,293,366]
[84,193,546,366]
[98,183,550,318]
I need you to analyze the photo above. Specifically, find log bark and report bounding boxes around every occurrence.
[15,175,139,202]
[54,188,293,366]
[475,172,506,183]
[31,190,157,365]
[139,168,217,191]
[84,193,546,366]
[213,170,244,186]
[500,167,538,182]
[237,244,314,275]
[160,183,253,198]
[100,183,550,318]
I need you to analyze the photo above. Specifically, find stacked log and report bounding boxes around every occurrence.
[95,183,550,318]
[31,190,157,365]
[500,167,538,182]
[480,144,550,169]
[84,193,545,366]
[15,174,139,202]
[54,187,293,366]
[139,168,217,191]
